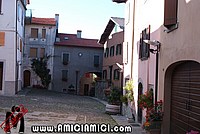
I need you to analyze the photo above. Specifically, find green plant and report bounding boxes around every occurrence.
[31,57,51,89]
[123,80,134,102]
[138,90,153,109]
[120,95,128,105]
[107,87,121,105]
[143,100,164,131]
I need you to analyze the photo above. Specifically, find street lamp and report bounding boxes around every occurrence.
[143,39,161,105]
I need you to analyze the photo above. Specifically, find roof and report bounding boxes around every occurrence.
[31,17,56,26]
[54,33,103,49]
[98,17,124,44]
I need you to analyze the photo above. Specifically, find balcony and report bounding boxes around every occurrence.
[112,0,127,3]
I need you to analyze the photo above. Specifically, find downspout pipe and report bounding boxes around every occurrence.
[155,49,159,105]
[130,0,136,79]
[15,0,18,93]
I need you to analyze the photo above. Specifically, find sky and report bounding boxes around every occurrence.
[27,0,125,39]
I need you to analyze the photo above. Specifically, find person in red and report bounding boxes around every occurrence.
[4,105,24,134]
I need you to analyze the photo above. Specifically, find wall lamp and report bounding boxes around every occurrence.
[143,40,161,53]
[143,39,161,106]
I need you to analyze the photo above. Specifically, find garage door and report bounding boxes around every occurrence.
[171,61,200,133]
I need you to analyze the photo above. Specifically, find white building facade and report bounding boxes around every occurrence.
[0,0,29,95]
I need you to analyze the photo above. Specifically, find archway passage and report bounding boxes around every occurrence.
[171,61,200,133]
[24,70,31,87]
[138,82,143,123]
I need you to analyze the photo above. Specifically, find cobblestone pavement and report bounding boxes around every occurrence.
[0,89,120,134]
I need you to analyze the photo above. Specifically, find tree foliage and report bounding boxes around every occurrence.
[31,58,51,89]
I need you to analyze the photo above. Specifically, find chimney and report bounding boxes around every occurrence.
[77,30,82,38]
[55,14,59,37]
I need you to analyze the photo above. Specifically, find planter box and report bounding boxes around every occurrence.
[105,104,120,115]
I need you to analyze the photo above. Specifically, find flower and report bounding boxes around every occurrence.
[138,90,153,109]
[186,130,199,134]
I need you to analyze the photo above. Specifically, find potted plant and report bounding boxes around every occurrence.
[121,80,135,122]
[138,91,163,134]
[105,87,121,114]
[122,80,134,103]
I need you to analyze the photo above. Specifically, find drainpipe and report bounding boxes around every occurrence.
[155,49,159,104]
[130,0,136,79]
[15,0,18,93]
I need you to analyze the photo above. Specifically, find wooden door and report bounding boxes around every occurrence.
[24,70,30,87]
[171,61,200,133]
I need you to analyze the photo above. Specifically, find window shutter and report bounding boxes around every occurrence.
[30,48,37,58]
[42,29,46,38]
[146,25,150,58]
[139,34,142,59]
[0,32,5,46]
[63,53,69,65]
[62,70,68,81]
[0,0,2,14]
[20,39,23,52]
[94,55,99,67]
[40,48,45,58]
[164,0,178,27]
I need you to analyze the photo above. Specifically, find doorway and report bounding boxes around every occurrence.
[138,82,143,123]
[24,70,31,87]
[171,61,200,133]
[0,62,3,90]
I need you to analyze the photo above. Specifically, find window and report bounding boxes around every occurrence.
[40,48,45,58]
[62,53,69,65]
[116,44,122,55]
[0,0,2,14]
[21,10,24,26]
[110,46,114,57]
[0,32,5,46]
[31,28,38,38]
[139,25,150,60]
[114,69,120,80]
[102,70,107,80]
[104,48,109,58]
[62,70,68,81]
[94,55,100,67]
[164,0,178,29]
[29,48,37,58]
[17,4,21,21]
[20,39,22,52]
[42,29,46,38]
[0,62,3,90]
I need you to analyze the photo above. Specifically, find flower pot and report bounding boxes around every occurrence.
[105,104,120,114]
[147,129,161,134]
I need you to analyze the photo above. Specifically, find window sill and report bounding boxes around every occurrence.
[164,23,179,33]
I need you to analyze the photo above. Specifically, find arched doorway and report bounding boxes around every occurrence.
[170,61,200,133]
[138,82,143,123]
[23,70,31,87]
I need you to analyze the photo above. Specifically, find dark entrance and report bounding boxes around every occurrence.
[84,84,89,96]
[171,61,200,133]
[138,82,143,123]
[23,70,30,87]
[0,62,3,90]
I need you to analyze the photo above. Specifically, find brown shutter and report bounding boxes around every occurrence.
[30,48,37,58]
[164,0,178,27]
[139,33,142,59]
[20,39,22,52]
[0,32,5,46]
[40,48,45,58]
[0,0,2,13]
[146,25,150,57]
